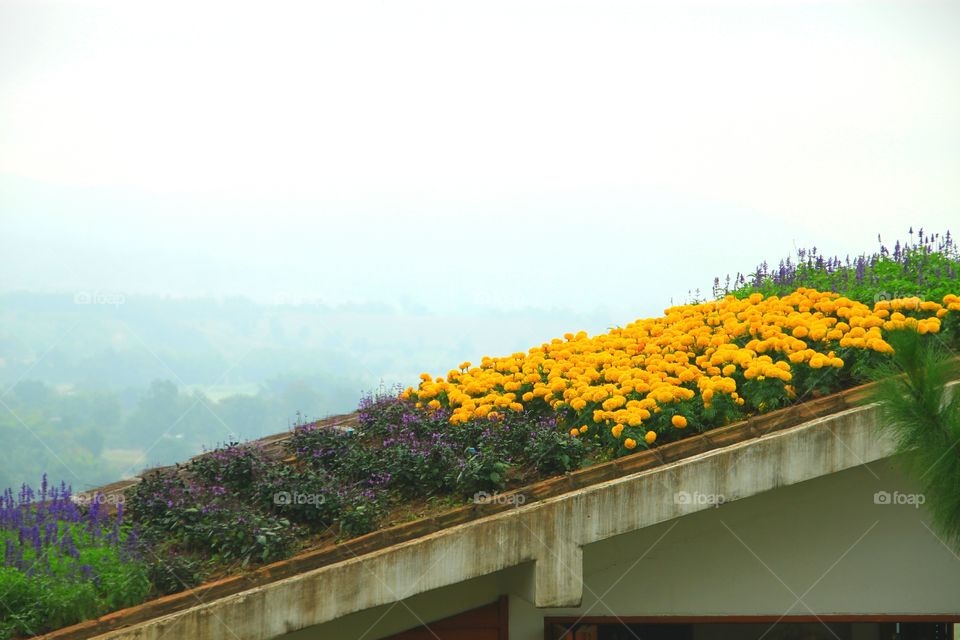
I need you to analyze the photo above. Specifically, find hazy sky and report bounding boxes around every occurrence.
[2,0,958,318]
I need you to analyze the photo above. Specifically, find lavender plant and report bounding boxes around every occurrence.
[0,477,149,639]
[716,228,959,307]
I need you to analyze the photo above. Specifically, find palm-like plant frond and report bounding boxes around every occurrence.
[867,330,960,549]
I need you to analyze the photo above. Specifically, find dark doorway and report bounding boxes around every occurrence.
[547,619,954,640]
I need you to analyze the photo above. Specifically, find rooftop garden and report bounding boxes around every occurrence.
[3,228,959,639]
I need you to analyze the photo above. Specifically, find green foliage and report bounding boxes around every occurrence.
[866,330,960,550]
[188,442,268,498]
[126,470,298,569]
[336,493,388,539]
[143,552,204,596]
[256,465,343,527]
[528,425,587,475]
[724,232,960,308]
[454,446,510,493]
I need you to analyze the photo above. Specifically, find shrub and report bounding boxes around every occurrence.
[187,442,267,498]
[287,425,359,475]
[527,420,587,475]
[375,426,461,497]
[185,506,295,566]
[336,488,387,538]
[256,465,343,527]
[143,552,204,596]
[126,469,298,568]
[356,385,414,439]
[450,444,510,494]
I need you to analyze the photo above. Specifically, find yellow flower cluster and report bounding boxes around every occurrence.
[404,290,957,439]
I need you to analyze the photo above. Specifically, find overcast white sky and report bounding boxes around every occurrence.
[1,0,958,318]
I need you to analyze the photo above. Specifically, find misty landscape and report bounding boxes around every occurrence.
[0,292,623,490]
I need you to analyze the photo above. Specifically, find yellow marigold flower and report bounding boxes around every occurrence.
[655,389,674,403]
[672,415,688,429]
[611,424,624,439]
[602,395,626,411]
[644,430,657,445]
[579,425,589,434]
[570,428,579,437]
[624,438,637,450]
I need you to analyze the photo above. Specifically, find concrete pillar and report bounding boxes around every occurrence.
[533,542,583,608]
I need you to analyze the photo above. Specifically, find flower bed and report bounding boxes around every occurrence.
[404,289,960,456]
[404,230,959,455]
[122,399,588,587]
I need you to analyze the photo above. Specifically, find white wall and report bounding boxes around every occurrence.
[510,458,959,638]
[286,459,960,639]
